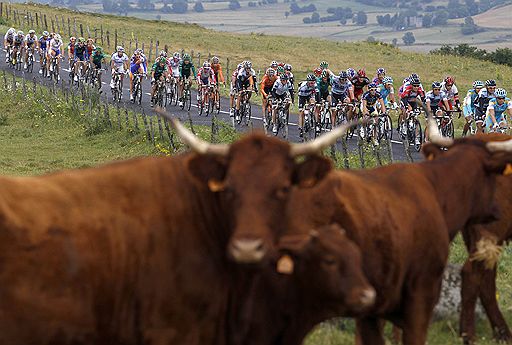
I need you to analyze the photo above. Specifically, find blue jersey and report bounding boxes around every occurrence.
[463,88,478,117]
[379,84,394,105]
[38,37,47,50]
[487,97,512,116]
[331,76,352,96]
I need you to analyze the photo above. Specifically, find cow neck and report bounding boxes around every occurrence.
[422,149,486,241]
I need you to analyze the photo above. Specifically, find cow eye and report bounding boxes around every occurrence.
[275,186,290,200]
[322,256,337,266]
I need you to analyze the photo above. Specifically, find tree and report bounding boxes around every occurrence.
[229,0,241,9]
[311,11,320,23]
[392,38,398,46]
[488,48,512,67]
[402,31,415,45]
[285,11,289,18]
[461,16,481,35]
[194,1,204,12]
[172,1,188,13]
[422,13,432,27]
[355,11,367,25]
[432,10,448,25]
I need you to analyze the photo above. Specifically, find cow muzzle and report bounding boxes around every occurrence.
[229,238,266,263]
[359,287,376,308]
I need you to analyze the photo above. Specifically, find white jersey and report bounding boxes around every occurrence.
[111,52,129,69]
[25,34,38,45]
[4,30,15,41]
[49,38,62,51]
[440,82,458,101]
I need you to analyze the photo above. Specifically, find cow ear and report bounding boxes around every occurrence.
[293,156,333,188]
[422,142,444,161]
[484,152,512,175]
[187,154,228,192]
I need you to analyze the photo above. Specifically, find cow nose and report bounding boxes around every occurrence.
[229,239,266,263]
[359,287,376,307]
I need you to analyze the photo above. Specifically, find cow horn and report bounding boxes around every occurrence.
[427,116,454,147]
[289,120,362,157]
[155,109,229,156]
[486,139,512,152]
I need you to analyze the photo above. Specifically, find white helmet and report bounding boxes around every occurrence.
[17,31,24,36]
[116,46,124,52]
[29,29,35,34]
[54,34,61,40]
[7,28,15,35]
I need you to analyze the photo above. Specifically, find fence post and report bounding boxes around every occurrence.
[155,40,159,58]
[73,18,77,36]
[341,137,350,169]
[116,105,122,129]
[226,57,230,82]
[125,108,130,128]
[51,19,55,33]
[386,137,394,163]
[197,52,201,66]
[80,23,84,37]
[106,30,110,48]
[357,136,365,169]
[100,25,104,46]
[55,15,60,32]
[135,37,138,50]
[61,16,65,33]
[148,114,155,143]
[157,113,164,140]
[141,108,151,141]
[149,40,153,62]
[114,29,118,49]
[0,3,3,18]
[86,25,90,38]
[35,12,38,26]
[132,109,139,131]
[44,14,48,30]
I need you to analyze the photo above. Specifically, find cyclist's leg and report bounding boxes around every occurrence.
[129,72,134,99]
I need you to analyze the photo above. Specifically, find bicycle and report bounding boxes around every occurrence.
[88,66,104,91]
[302,100,317,142]
[180,78,192,111]
[232,89,252,128]
[13,47,22,71]
[489,124,509,134]
[25,47,35,73]
[153,78,167,108]
[4,45,12,65]
[39,52,48,78]
[197,83,214,116]
[315,99,332,137]
[132,72,145,105]
[73,61,87,88]
[272,97,290,139]
[399,108,423,152]
[435,109,458,139]
[111,70,124,102]
[165,76,177,107]
[48,55,60,83]
[263,95,273,135]
[376,111,393,142]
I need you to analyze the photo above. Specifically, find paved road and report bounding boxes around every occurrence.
[1,58,423,162]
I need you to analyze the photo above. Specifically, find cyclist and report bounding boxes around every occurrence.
[73,37,88,82]
[155,50,167,64]
[150,57,168,107]
[399,75,425,135]
[110,46,129,97]
[297,73,317,138]
[169,52,181,80]
[440,75,460,110]
[23,30,37,70]
[67,37,76,64]
[196,61,216,109]
[4,27,16,62]
[361,82,387,144]
[330,70,354,124]
[284,64,295,103]
[211,56,224,110]
[12,31,24,66]
[48,33,63,78]
[485,88,511,132]
[319,60,333,77]
[260,67,278,126]
[178,53,197,107]
[346,67,356,80]
[90,46,107,89]
[85,38,95,62]
[271,73,292,134]
[37,31,49,74]
[372,67,386,86]
[234,60,255,121]
[473,79,497,133]
[379,76,397,109]
[315,70,332,134]
[424,81,450,141]
[352,69,370,101]
[462,80,484,136]
[270,60,278,72]
[229,63,242,117]
[129,49,147,102]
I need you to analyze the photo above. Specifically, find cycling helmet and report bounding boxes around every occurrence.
[7,28,15,35]
[277,66,285,74]
[159,50,167,57]
[183,53,191,61]
[284,63,292,71]
[339,70,348,79]
[314,67,323,76]
[495,88,507,98]
[403,78,409,84]
[202,61,211,68]
[321,70,329,78]
[472,80,484,89]
[346,68,356,79]
[17,31,23,36]
[78,37,85,43]
[306,73,316,81]
[270,60,278,68]
[319,61,329,69]
[243,60,252,69]
[432,81,442,89]
[410,75,421,85]
[116,46,124,52]
[280,73,289,81]
[376,67,386,75]
[42,31,49,37]
[237,63,243,69]
[409,73,419,80]
[173,52,180,59]
[368,83,378,90]
[159,57,167,64]
[54,34,61,41]
[383,76,393,84]
[70,36,76,42]
[95,46,103,53]
[357,69,366,77]
[444,76,455,85]
[266,68,275,77]
[485,79,496,87]
[212,56,219,64]
[28,29,35,34]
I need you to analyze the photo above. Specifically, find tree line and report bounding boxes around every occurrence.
[431,44,512,68]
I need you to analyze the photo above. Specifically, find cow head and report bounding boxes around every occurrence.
[423,118,512,226]
[277,224,376,313]
[160,110,356,264]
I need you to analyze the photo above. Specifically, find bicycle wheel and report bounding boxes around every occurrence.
[379,114,393,141]
[186,90,192,111]
[444,121,454,139]
[413,119,423,152]
[282,109,289,139]
[264,104,272,135]
[244,101,252,126]
[207,96,215,116]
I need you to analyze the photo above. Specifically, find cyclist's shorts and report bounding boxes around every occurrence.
[200,76,209,85]
[315,90,329,104]
[365,106,376,114]
[172,67,179,78]
[273,93,289,103]
[235,79,250,92]
[181,71,191,79]
[485,112,506,130]
[331,92,347,107]
[354,88,364,100]
[93,61,102,69]
[75,54,86,62]
[6,38,13,45]
[51,48,61,56]
[130,63,141,74]
[298,95,314,110]
[474,108,486,123]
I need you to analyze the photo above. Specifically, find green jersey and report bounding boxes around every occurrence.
[316,77,331,94]
[91,52,106,67]
[152,62,167,78]
[179,60,197,78]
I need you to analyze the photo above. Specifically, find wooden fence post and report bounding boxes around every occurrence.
[106,30,110,48]
[55,15,60,32]
[135,37,138,50]
[0,3,3,18]
[100,25,104,45]
[67,17,71,37]
[79,23,83,37]
[149,40,153,62]
[155,40,159,58]
[114,29,117,49]
[44,14,48,31]
[51,19,55,33]
[35,12,38,26]
[73,18,77,36]
[197,52,201,66]
[86,25,90,38]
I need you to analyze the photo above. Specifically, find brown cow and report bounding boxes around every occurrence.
[279,121,512,345]
[0,117,374,344]
[424,137,512,345]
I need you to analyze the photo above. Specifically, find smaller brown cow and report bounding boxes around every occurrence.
[424,136,512,345]
[281,120,512,345]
